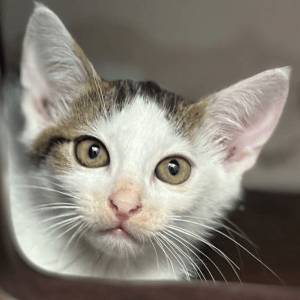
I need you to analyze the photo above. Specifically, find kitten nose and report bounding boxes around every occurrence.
[108,183,142,221]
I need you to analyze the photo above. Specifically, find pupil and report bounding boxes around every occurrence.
[88,144,101,159]
[168,159,180,176]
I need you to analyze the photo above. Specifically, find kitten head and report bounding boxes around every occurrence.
[20,3,290,276]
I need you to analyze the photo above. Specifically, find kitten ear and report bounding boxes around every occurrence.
[21,3,96,144]
[202,67,290,175]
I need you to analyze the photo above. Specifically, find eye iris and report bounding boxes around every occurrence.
[168,159,180,176]
[88,144,101,159]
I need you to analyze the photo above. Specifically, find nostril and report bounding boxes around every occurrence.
[109,199,118,212]
[129,205,141,215]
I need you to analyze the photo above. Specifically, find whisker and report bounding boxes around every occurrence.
[223,217,259,252]
[169,217,284,284]
[165,226,228,282]
[14,184,83,202]
[34,202,78,208]
[164,228,220,282]
[47,216,83,233]
[158,233,190,281]
[162,230,207,281]
[153,237,176,279]
[173,215,256,247]
[40,217,85,247]
[23,174,65,189]
[55,218,84,241]
[224,225,244,270]
[74,223,91,248]
[167,223,239,269]
[149,237,160,274]
[167,223,241,282]
[32,203,79,213]
[58,221,87,266]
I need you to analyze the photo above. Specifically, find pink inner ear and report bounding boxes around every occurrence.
[33,97,52,123]
[224,97,286,173]
[22,46,56,126]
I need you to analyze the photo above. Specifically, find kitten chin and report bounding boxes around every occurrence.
[85,228,145,258]
[8,2,290,281]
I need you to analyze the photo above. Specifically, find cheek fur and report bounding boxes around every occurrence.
[129,201,168,234]
[46,142,74,172]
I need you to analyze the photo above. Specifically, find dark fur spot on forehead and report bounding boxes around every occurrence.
[112,80,137,107]
[138,80,182,115]
[110,79,183,117]
[141,81,162,95]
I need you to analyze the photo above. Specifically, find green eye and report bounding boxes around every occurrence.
[155,157,191,185]
[75,138,109,168]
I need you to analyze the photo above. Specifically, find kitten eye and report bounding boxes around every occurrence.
[155,157,191,185]
[75,138,109,168]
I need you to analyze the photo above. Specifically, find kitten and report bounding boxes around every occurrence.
[9,3,290,281]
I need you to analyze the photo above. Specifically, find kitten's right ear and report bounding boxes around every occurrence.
[194,67,290,176]
[21,3,96,145]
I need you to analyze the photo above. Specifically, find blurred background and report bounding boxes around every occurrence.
[2,0,300,192]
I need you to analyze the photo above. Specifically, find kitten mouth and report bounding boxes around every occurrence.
[101,225,131,239]
[103,225,144,244]
[111,226,130,238]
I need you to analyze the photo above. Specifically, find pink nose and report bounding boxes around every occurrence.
[108,184,142,221]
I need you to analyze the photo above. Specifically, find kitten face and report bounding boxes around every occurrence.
[16,3,290,280]
[29,82,234,260]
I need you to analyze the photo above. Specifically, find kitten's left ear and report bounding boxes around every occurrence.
[197,67,290,175]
